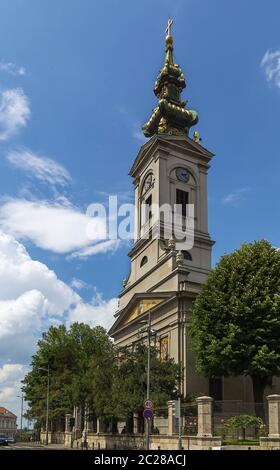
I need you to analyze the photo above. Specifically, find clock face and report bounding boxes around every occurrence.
[176,167,190,183]
[143,173,153,192]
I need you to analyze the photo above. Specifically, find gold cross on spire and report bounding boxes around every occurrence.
[165,18,173,36]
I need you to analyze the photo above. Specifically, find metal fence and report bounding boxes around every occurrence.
[153,403,197,436]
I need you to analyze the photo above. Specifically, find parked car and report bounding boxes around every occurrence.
[6,436,15,443]
[0,435,9,446]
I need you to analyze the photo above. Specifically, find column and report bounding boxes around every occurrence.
[65,414,72,433]
[196,396,213,438]
[73,405,82,440]
[96,419,107,434]
[267,395,280,438]
[167,400,176,435]
[133,413,139,434]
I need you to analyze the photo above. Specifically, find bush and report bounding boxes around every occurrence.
[225,415,263,440]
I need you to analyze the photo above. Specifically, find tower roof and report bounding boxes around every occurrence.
[142,20,198,138]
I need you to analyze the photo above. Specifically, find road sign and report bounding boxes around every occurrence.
[144,399,154,409]
[143,408,154,420]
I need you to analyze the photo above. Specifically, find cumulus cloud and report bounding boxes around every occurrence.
[0,88,30,141]
[0,231,116,365]
[7,148,71,186]
[0,61,26,76]
[0,198,107,254]
[68,296,118,331]
[0,363,30,421]
[0,231,79,361]
[261,50,280,88]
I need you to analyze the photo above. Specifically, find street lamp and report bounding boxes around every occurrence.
[39,365,50,446]
[16,394,24,441]
[138,310,157,451]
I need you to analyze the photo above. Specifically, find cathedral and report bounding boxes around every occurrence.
[109,21,259,403]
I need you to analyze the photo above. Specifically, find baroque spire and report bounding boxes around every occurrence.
[142,19,198,138]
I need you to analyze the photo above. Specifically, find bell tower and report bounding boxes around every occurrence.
[109,21,214,397]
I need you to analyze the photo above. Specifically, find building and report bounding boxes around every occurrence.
[0,407,17,438]
[109,21,277,403]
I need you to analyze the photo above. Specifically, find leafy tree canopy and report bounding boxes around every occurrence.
[22,323,114,428]
[190,240,280,405]
[22,324,180,430]
[112,343,180,419]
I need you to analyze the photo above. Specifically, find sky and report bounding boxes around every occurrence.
[0,0,280,422]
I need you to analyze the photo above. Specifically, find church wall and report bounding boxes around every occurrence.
[119,256,175,310]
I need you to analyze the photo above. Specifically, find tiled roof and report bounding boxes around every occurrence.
[0,407,17,418]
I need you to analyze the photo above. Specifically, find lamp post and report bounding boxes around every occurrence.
[39,365,50,446]
[17,394,24,441]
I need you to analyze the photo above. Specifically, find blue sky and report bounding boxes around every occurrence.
[0,0,280,418]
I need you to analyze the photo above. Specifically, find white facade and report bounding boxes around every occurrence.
[0,407,17,437]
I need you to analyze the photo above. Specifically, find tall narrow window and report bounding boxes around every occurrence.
[146,195,152,222]
[176,189,189,217]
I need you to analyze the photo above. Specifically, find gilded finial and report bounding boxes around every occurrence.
[165,18,173,37]
[193,130,200,143]
[142,20,199,138]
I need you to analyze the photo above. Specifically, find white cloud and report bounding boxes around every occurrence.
[70,278,91,290]
[7,148,71,186]
[222,187,251,206]
[69,239,121,259]
[0,198,106,254]
[0,228,117,416]
[0,61,26,76]
[261,50,280,88]
[0,231,79,362]
[0,231,116,365]
[68,296,117,331]
[0,363,30,422]
[0,88,30,141]
[0,363,25,384]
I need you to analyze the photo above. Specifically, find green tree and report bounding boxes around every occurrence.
[22,323,115,430]
[190,240,280,413]
[112,343,180,432]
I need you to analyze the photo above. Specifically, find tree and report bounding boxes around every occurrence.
[23,324,180,433]
[225,415,263,441]
[111,343,180,432]
[22,323,115,430]
[190,240,280,414]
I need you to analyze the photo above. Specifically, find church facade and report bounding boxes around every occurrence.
[109,22,266,403]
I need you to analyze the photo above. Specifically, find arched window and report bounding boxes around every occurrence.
[142,173,153,195]
[140,256,148,267]
[182,250,192,261]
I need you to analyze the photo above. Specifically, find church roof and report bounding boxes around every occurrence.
[142,19,198,138]
[129,133,214,178]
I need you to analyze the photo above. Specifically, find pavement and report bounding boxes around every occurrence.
[0,442,68,450]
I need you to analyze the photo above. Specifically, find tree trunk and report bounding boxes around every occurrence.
[251,375,268,420]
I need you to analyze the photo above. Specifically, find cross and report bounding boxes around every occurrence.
[165,18,173,36]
